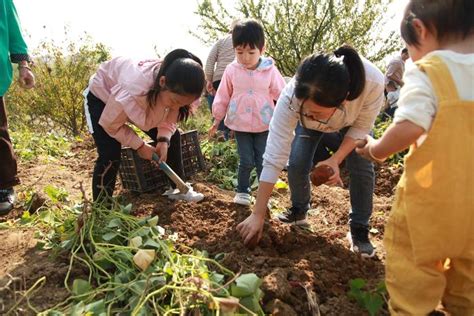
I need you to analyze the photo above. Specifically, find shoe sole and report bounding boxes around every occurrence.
[233,200,251,206]
[277,218,310,227]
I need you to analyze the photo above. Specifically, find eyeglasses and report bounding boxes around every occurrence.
[288,94,345,128]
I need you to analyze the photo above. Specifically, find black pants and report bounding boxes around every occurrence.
[0,96,20,189]
[86,91,184,201]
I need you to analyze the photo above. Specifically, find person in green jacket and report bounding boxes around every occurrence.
[0,0,35,215]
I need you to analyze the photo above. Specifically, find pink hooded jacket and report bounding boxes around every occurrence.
[212,57,285,133]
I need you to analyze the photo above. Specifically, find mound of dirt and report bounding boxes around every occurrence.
[128,180,390,315]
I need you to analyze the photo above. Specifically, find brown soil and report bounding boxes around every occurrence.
[0,138,400,315]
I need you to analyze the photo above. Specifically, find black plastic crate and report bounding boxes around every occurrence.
[181,130,206,178]
[119,130,205,193]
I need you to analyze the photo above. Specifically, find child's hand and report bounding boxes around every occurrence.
[355,136,386,163]
[155,142,169,163]
[137,143,155,160]
[206,81,216,96]
[208,124,218,138]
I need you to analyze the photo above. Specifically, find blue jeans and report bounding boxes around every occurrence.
[234,131,269,193]
[207,94,230,140]
[288,124,374,228]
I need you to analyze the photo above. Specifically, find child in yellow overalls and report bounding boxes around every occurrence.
[356,0,474,314]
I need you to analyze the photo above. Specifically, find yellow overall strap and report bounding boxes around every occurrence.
[415,55,460,102]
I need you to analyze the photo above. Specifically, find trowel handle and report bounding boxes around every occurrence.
[152,153,190,194]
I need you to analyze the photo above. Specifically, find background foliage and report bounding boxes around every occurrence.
[194,0,401,75]
[7,33,110,137]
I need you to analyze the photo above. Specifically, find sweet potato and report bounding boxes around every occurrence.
[310,164,335,186]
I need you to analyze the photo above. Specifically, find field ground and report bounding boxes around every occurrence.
[0,136,403,315]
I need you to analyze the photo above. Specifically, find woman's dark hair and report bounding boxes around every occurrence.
[401,0,474,47]
[232,19,265,50]
[294,44,365,108]
[146,49,205,121]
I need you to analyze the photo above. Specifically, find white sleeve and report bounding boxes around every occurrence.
[393,64,437,132]
[260,81,300,183]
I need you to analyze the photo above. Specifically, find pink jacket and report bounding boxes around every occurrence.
[89,57,198,150]
[212,57,285,133]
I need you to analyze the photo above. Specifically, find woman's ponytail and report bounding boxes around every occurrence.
[334,44,365,101]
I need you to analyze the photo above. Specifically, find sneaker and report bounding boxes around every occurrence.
[162,187,180,196]
[167,188,204,202]
[233,193,252,206]
[0,188,16,216]
[347,225,375,258]
[277,209,309,226]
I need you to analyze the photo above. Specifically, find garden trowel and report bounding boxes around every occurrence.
[152,153,190,194]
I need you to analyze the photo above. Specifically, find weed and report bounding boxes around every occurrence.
[348,278,387,316]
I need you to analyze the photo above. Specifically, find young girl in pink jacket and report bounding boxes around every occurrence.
[84,49,205,202]
[209,19,285,206]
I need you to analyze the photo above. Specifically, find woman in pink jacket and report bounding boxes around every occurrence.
[209,19,286,206]
[84,49,205,202]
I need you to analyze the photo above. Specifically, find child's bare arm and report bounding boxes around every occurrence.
[356,120,425,162]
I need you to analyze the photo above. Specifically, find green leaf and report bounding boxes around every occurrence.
[366,294,384,316]
[147,215,159,226]
[130,280,147,294]
[350,278,366,290]
[231,273,262,298]
[21,211,31,223]
[135,227,151,237]
[164,262,173,275]
[376,281,387,293]
[121,203,133,214]
[44,184,68,202]
[150,276,167,287]
[70,301,85,316]
[143,238,161,249]
[35,240,47,250]
[239,295,260,313]
[115,250,133,263]
[72,279,91,297]
[102,232,118,241]
[85,299,106,314]
[210,272,225,284]
[107,218,122,228]
[39,210,55,225]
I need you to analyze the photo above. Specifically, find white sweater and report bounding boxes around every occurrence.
[260,58,384,183]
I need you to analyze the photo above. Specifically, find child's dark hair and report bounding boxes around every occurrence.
[294,44,365,108]
[401,0,474,47]
[232,19,265,51]
[147,49,205,121]
[402,48,408,55]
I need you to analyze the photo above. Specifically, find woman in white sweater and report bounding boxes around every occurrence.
[237,44,384,257]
